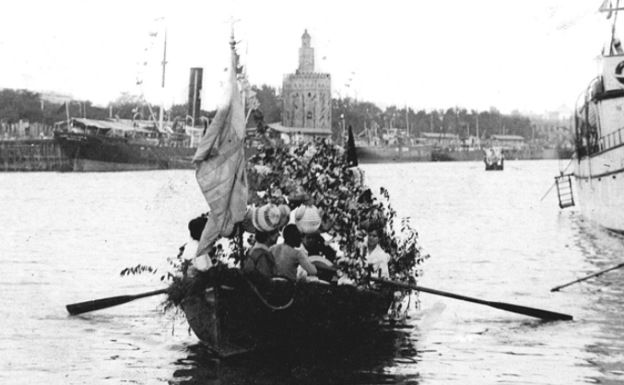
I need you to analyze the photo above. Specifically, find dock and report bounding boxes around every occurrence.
[0,139,71,171]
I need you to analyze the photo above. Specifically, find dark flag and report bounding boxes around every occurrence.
[346,125,359,167]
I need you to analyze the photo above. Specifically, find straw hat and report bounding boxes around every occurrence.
[277,204,291,229]
[294,205,322,234]
[252,204,282,232]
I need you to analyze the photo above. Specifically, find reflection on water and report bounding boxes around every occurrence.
[170,329,420,385]
[569,218,624,385]
[2,163,624,384]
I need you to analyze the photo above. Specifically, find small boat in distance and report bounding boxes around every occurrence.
[483,147,504,171]
[570,2,624,234]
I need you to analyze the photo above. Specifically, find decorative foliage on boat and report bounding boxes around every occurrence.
[123,135,428,317]
[245,136,428,284]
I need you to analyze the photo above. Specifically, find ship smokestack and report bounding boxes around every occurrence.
[187,67,203,127]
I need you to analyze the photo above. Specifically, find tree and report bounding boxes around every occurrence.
[0,89,44,124]
[252,85,281,126]
[108,92,145,120]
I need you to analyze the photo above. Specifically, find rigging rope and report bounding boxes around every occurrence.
[238,271,295,311]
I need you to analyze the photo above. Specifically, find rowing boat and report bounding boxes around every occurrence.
[177,266,395,356]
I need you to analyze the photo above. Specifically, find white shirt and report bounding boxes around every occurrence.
[366,245,390,278]
[182,239,212,274]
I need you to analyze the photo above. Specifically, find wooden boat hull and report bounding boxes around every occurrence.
[484,147,504,170]
[181,269,395,357]
[484,159,504,171]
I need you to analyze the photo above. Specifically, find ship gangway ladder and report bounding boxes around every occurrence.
[555,173,575,209]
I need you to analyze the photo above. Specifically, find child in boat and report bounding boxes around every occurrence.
[365,226,390,278]
[243,230,279,278]
[301,232,337,283]
[301,232,336,263]
[181,215,213,276]
[271,224,317,280]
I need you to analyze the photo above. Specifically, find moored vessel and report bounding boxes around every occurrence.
[483,147,504,171]
[54,118,200,171]
[356,144,433,163]
[572,2,624,234]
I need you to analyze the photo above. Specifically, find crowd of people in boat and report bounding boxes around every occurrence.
[180,189,390,285]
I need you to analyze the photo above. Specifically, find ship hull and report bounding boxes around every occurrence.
[356,145,432,163]
[431,149,483,162]
[54,131,195,171]
[574,145,624,234]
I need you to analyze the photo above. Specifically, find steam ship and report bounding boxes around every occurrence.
[571,2,624,233]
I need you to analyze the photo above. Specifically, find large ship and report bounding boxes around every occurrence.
[54,33,208,172]
[571,2,624,234]
[54,118,202,171]
[356,144,433,163]
[54,27,208,172]
[354,128,433,163]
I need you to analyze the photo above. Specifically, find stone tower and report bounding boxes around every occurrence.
[282,30,332,131]
[298,30,314,73]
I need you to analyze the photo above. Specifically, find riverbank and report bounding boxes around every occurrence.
[0,139,575,171]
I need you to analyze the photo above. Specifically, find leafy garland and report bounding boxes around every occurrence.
[246,135,429,285]
[122,134,429,316]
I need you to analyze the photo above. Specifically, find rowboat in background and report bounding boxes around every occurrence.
[483,147,504,171]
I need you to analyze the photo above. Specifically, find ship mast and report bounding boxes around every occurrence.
[159,27,168,132]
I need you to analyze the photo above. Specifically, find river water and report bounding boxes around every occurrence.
[1,160,623,385]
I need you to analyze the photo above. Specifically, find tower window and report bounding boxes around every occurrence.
[307,112,313,119]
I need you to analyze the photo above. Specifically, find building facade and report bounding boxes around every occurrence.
[279,30,332,140]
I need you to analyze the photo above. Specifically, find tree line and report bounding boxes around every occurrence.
[0,86,567,144]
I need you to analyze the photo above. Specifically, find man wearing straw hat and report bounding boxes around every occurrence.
[242,204,282,278]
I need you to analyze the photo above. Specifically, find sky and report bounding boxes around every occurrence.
[0,0,615,115]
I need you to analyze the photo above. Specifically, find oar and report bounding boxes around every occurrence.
[370,277,573,321]
[66,289,168,315]
[551,262,624,292]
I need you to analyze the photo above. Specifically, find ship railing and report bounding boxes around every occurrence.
[598,126,624,152]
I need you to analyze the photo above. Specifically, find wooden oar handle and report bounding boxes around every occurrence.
[551,262,624,292]
[370,277,573,321]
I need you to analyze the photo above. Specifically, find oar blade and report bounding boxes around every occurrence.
[489,301,573,321]
[66,289,168,315]
[66,295,137,315]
